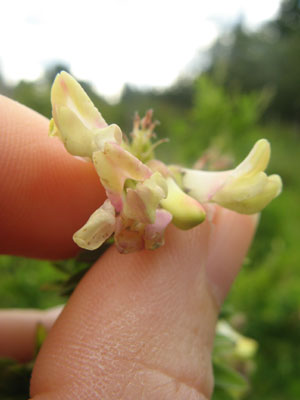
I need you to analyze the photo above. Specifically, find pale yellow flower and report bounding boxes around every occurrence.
[182,139,282,214]
[50,72,282,254]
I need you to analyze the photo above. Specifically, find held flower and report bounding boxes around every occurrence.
[182,139,282,214]
[50,72,182,252]
[49,71,282,254]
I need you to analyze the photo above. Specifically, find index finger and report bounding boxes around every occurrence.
[0,96,106,259]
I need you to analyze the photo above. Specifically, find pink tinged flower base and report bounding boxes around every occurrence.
[144,209,173,250]
[123,172,168,224]
[114,209,172,254]
[114,217,145,254]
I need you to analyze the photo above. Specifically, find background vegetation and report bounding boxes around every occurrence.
[0,1,299,399]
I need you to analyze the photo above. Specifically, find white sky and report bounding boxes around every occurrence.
[0,0,281,99]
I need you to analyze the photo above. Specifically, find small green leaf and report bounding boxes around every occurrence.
[60,266,90,296]
[212,386,236,400]
[51,240,113,297]
[213,361,248,391]
[213,332,235,356]
[76,240,113,264]
[35,323,48,356]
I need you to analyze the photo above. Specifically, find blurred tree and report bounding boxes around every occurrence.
[275,0,300,36]
[43,63,71,86]
[12,80,51,118]
[207,0,300,122]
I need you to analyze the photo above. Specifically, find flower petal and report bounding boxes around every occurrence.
[234,139,270,177]
[50,72,123,158]
[73,199,115,250]
[182,169,229,203]
[114,217,144,254]
[146,159,170,177]
[52,71,106,131]
[94,124,123,150]
[93,142,152,210]
[182,139,282,214]
[123,172,168,224]
[213,173,282,214]
[160,177,206,229]
[53,106,99,157]
[144,209,172,250]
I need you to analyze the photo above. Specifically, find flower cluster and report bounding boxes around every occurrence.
[50,72,282,254]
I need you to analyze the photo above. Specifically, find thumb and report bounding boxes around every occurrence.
[30,207,256,400]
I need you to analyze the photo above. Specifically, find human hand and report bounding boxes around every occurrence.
[0,95,257,399]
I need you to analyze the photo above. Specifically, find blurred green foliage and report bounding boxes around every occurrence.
[0,256,64,309]
[0,359,32,400]
[0,1,299,398]
[207,0,300,122]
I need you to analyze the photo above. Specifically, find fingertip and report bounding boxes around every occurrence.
[205,206,258,305]
[0,96,106,259]
[29,210,255,398]
[30,223,217,399]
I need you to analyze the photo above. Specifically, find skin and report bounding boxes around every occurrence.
[0,95,257,399]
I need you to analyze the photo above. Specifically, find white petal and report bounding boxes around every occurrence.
[73,199,115,250]
[183,169,229,203]
[94,124,123,150]
[54,106,98,157]
[93,142,152,197]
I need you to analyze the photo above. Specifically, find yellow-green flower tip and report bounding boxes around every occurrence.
[160,177,206,230]
[212,139,282,214]
[217,320,258,359]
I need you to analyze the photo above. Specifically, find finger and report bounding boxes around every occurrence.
[0,96,106,259]
[0,306,62,362]
[205,206,258,304]
[31,208,256,400]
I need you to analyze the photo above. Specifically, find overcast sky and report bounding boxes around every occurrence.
[0,0,281,99]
